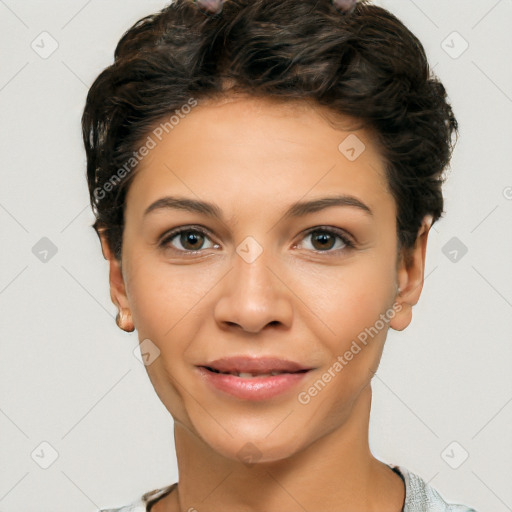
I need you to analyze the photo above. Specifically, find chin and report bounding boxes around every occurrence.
[195,420,309,465]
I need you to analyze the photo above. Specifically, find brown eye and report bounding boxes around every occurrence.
[296,227,354,256]
[309,230,338,251]
[178,231,206,251]
[160,227,217,254]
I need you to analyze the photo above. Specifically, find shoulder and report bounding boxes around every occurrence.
[97,483,177,512]
[392,465,478,512]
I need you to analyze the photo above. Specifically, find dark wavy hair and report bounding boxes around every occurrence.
[82,0,458,261]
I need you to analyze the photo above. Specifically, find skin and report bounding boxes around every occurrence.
[100,94,432,512]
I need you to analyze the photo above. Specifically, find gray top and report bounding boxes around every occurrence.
[98,464,478,512]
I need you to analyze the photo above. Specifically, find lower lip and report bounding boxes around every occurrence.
[197,367,310,401]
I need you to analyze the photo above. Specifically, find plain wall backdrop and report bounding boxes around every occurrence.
[1,0,511,510]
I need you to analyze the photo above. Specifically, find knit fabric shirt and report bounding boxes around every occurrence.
[98,464,478,512]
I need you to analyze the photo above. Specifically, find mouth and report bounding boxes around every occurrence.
[200,356,312,374]
[196,357,314,400]
[202,366,310,378]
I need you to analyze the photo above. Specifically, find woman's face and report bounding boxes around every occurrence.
[105,95,426,463]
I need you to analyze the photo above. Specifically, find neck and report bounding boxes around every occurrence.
[165,385,404,512]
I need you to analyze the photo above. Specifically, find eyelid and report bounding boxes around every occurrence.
[158,224,356,256]
[294,226,355,255]
[300,225,354,244]
[158,225,217,253]
[158,224,213,244]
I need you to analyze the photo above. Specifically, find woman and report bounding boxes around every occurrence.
[83,0,478,510]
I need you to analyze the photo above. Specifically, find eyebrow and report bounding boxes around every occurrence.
[143,194,373,220]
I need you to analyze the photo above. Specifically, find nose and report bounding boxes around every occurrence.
[214,245,294,334]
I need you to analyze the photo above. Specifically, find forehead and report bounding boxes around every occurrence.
[126,95,394,222]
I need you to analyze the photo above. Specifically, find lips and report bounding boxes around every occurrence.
[206,368,294,378]
[201,356,312,375]
[197,357,313,400]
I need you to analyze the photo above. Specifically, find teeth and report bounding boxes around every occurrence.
[230,371,284,378]
[206,367,288,377]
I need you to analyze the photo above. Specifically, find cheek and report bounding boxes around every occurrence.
[124,256,213,421]
[126,235,397,358]
[291,252,397,347]
[125,252,208,340]
[290,252,397,409]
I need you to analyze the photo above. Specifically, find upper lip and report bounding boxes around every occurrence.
[201,357,313,374]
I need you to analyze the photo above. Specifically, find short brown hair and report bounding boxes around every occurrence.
[82,0,458,260]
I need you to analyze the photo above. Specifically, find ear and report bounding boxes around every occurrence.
[389,215,433,332]
[98,229,134,332]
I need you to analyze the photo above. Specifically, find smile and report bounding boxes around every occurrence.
[196,357,313,400]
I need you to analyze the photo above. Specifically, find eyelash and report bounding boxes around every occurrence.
[159,225,356,257]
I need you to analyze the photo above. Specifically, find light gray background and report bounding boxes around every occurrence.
[1,1,511,511]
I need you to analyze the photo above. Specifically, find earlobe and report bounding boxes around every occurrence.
[389,302,412,332]
[98,229,134,332]
[389,215,433,332]
[116,308,135,333]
